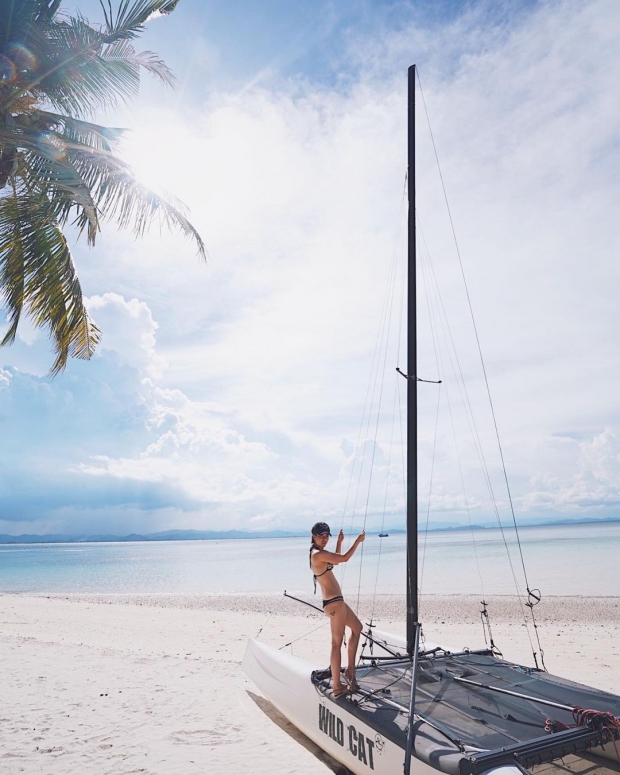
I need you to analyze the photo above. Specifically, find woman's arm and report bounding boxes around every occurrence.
[313,532,365,565]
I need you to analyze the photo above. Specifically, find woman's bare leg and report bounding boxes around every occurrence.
[344,604,363,685]
[326,602,347,693]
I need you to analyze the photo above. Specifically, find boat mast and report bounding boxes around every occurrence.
[406,64,419,656]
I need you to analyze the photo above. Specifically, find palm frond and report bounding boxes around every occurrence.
[99,0,182,41]
[0,123,100,242]
[102,40,174,86]
[32,17,135,116]
[18,152,100,243]
[0,188,101,374]
[1,118,204,255]
[69,146,206,256]
[0,0,49,41]
[0,0,204,373]
[21,111,125,152]
[2,10,175,117]
[35,0,63,23]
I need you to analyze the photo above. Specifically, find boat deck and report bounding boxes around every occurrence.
[312,650,620,773]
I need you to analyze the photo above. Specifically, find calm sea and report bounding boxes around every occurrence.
[0,522,618,597]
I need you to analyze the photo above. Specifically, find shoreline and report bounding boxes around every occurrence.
[2,592,619,774]
[6,590,620,623]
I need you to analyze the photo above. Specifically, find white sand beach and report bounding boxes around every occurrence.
[2,593,620,774]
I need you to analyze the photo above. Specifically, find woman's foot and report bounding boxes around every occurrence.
[333,683,349,698]
[346,672,359,692]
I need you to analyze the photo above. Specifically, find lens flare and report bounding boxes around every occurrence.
[5,43,37,73]
[0,55,17,83]
[36,132,67,162]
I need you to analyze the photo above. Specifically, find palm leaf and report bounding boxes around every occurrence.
[2,11,173,116]
[35,0,63,23]
[0,188,101,374]
[69,146,206,255]
[22,111,125,152]
[99,0,182,41]
[102,39,173,86]
[0,0,204,373]
[18,152,100,243]
[0,123,100,242]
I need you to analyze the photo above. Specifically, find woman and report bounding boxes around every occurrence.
[310,521,365,697]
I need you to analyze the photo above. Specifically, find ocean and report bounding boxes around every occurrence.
[0,522,618,598]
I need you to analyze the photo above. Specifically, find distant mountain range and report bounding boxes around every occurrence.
[425,516,620,532]
[0,517,618,544]
[0,529,306,544]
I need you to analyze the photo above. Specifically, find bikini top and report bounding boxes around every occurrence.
[314,563,334,578]
[310,547,334,593]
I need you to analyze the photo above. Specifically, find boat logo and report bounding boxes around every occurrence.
[318,703,377,769]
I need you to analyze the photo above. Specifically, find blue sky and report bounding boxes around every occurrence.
[2,0,620,536]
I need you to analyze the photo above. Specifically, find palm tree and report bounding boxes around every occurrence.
[0,0,205,374]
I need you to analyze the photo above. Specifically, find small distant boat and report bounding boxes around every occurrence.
[378,533,389,537]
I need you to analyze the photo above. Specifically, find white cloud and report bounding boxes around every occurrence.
[523,429,620,513]
[86,293,165,378]
[2,0,620,535]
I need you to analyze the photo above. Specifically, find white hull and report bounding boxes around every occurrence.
[243,637,412,774]
[243,631,618,775]
[243,637,523,775]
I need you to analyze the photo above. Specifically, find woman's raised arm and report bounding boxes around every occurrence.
[312,532,365,565]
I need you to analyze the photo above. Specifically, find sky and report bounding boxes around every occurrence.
[1,0,620,536]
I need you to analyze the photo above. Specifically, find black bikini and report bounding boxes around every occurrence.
[310,547,336,594]
[314,562,334,578]
[322,595,344,609]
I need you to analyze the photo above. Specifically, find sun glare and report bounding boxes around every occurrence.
[121,126,176,199]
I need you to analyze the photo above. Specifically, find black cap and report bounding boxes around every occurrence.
[311,521,331,536]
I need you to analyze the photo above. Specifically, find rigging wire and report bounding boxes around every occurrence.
[339,178,408,601]
[370,369,401,624]
[418,215,537,660]
[337,177,408,547]
[417,381,441,601]
[416,239,443,601]
[416,70,546,670]
[418,230,487,601]
[355,239,400,614]
[418,225,504,650]
[418,222,524,575]
[279,619,330,651]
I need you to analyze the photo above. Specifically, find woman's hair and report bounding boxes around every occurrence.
[309,536,319,568]
[309,523,329,568]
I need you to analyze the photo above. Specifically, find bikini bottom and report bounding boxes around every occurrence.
[322,595,344,609]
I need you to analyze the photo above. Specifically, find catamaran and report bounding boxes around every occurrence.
[243,65,620,775]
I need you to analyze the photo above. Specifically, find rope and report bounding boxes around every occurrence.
[255,613,274,639]
[545,707,620,762]
[279,619,330,651]
[479,599,502,656]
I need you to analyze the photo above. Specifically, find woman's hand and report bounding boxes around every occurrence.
[338,529,345,543]
[357,530,366,544]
